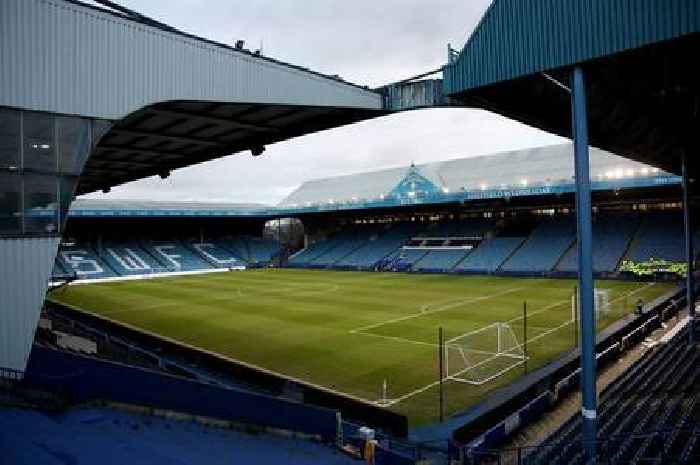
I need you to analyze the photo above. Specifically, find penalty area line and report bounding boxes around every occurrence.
[349,286,527,334]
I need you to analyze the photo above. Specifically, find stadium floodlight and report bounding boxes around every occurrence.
[615,168,624,178]
[442,187,450,193]
[625,168,634,177]
[641,167,650,175]
[480,184,488,190]
[520,178,528,186]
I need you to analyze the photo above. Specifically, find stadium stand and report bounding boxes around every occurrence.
[335,223,416,269]
[627,211,687,262]
[454,237,526,273]
[246,237,280,264]
[57,245,117,279]
[145,241,212,271]
[97,242,168,275]
[412,249,471,271]
[500,217,575,273]
[0,406,356,465]
[218,237,251,262]
[525,327,700,465]
[189,241,245,268]
[289,238,341,266]
[556,214,640,273]
[54,209,698,281]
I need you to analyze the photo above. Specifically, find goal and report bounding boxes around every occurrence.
[444,322,527,385]
[571,288,613,322]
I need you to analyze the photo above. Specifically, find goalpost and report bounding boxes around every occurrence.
[443,288,614,386]
[443,322,527,385]
[571,288,613,322]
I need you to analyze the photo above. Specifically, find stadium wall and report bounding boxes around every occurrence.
[45,301,409,437]
[23,345,340,441]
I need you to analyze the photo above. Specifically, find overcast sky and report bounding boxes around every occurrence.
[84,0,565,205]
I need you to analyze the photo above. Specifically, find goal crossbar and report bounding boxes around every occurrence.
[444,322,527,386]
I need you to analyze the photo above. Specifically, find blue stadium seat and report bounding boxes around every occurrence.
[190,241,246,268]
[97,242,169,275]
[333,222,419,269]
[527,329,700,465]
[454,237,526,273]
[556,214,639,272]
[142,241,213,272]
[57,245,117,279]
[246,238,280,264]
[0,407,357,465]
[412,249,470,271]
[500,217,575,273]
[627,212,686,262]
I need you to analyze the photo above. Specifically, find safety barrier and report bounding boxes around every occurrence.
[46,301,408,437]
[23,346,340,441]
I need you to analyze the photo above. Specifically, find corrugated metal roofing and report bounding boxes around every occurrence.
[71,199,269,211]
[0,0,382,120]
[279,144,669,206]
[444,0,700,95]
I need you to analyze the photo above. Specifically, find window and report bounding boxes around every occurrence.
[0,108,20,169]
[23,112,56,172]
[24,174,58,234]
[0,173,21,235]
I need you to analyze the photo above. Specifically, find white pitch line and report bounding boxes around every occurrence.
[349,286,526,334]
[372,283,657,406]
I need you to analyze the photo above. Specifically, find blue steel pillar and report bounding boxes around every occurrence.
[571,66,597,463]
[682,152,695,345]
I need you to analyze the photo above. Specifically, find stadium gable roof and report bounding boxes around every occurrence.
[279,144,674,207]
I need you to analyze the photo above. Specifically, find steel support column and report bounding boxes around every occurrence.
[682,152,695,344]
[571,66,597,463]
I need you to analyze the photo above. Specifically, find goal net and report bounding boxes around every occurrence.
[571,288,613,322]
[444,322,527,385]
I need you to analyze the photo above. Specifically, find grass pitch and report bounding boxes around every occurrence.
[49,269,673,425]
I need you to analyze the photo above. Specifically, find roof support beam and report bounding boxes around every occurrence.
[96,145,189,160]
[149,109,280,133]
[109,128,224,147]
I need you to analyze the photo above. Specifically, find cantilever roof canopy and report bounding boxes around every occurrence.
[2,0,387,195]
[443,0,700,177]
[80,100,382,195]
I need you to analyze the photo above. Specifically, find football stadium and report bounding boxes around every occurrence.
[2,1,700,465]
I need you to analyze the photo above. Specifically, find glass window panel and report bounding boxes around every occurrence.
[24,174,58,234]
[23,112,56,173]
[58,116,91,175]
[0,108,20,169]
[0,173,21,235]
[58,176,79,232]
